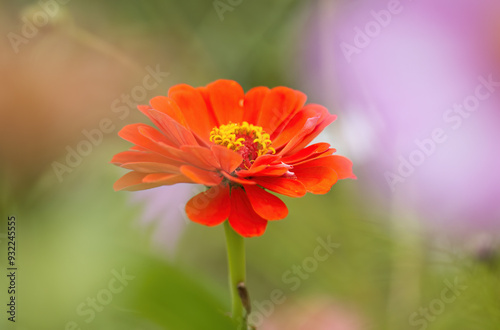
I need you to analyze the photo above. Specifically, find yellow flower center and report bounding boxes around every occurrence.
[210,122,275,167]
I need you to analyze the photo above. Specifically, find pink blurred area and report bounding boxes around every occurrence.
[130,184,195,255]
[304,0,500,238]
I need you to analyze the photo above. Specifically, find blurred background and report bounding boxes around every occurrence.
[1,0,500,329]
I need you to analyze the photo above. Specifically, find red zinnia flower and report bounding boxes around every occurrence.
[112,80,355,237]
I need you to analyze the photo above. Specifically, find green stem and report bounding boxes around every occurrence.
[224,221,247,328]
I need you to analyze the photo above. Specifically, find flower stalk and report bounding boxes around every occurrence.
[224,220,248,328]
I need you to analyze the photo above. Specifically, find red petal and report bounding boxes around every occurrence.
[269,91,308,138]
[186,185,230,226]
[257,87,306,135]
[238,165,289,178]
[244,185,288,220]
[118,124,179,159]
[180,165,222,186]
[277,116,320,156]
[113,171,191,191]
[211,145,243,173]
[111,150,180,166]
[137,127,201,164]
[242,86,270,125]
[147,109,199,147]
[296,155,356,180]
[206,80,245,125]
[293,166,338,194]
[221,171,256,185]
[287,114,337,155]
[251,154,282,167]
[237,159,291,178]
[273,104,331,150]
[142,173,190,184]
[329,155,357,180]
[281,143,334,164]
[149,96,186,126]
[196,86,215,121]
[179,145,220,170]
[120,162,180,173]
[113,171,147,191]
[252,177,306,198]
[228,187,268,237]
[168,84,217,142]
[236,154,282,176]
[271,108,315,150]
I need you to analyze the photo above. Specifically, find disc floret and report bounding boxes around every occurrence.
[210,122,275,168]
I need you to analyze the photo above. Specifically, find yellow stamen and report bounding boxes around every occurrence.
[210,122,275,157]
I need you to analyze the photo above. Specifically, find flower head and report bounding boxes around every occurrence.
[112,80,355,237]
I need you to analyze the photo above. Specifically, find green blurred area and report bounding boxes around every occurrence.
[1,0,500,329]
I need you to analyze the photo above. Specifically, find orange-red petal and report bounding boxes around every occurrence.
[270,91,308,138]
[281,143,333,164]
[113,171,147,191]
[243,166,290,178]
[180,165,222,186]
[168,84,217,141]
[242,86,270,125]
[278,116,320,156]
[146,109,199,147]
[257,87,306,135]
[295,155,356,180]
[244,185,288,220]
[179,145,220,170]
[293,166,338,194]
[211,145,243,173]
[221,171,257,185]
[120,162,180,173]
[113,171,191,191]
[186,185,230,226]
[142,173,189,184]
[236,154,282,177]
[149,96,186,126]
[328,155,357,180]
[287,116,337,155]
[252,177,306,198]
[228,187,268,237]
[272,107,322,149]
[276,104,336,156]
[111,150,182,166]
[237,162,290,178]
[206,80,245,125]
[118,124,183,161]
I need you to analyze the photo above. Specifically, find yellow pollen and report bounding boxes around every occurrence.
[209,122,275,157]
